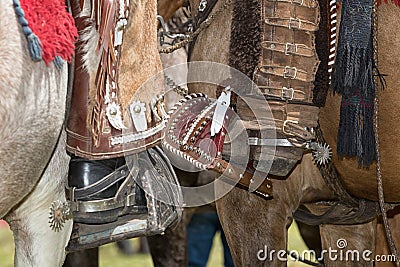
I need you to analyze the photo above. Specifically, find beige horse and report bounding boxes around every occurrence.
[0,1,71,266]
[185,0,400,266]
[0,0,163,265]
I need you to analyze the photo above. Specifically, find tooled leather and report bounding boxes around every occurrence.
[66,0,164,160]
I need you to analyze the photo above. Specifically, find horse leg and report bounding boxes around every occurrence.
[216,183,297,267]
[216,154,334,266]
[319,222,376,266]
[63,249,99,267]
[5,133,72,267]
[215,159,316,267]
[296,220,322,260]
[147,210,190,267]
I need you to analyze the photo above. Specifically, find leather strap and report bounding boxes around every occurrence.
[258,65,312,82]
[67,165,130,200]
[208,158,273,198]
[266,0,318,8]
[265,17,318,31]
[261,41,315,57]
[281,120,314,141]
[66,125,164,160]
[258,85,307,101]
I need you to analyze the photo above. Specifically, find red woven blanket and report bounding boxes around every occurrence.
[20,0,78,65]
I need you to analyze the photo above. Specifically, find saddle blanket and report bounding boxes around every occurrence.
[18,0,78,65]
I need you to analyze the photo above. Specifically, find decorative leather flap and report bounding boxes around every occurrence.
[163,93,231,169]
[163,93,273,198]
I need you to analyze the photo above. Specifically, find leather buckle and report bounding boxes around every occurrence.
[291,0,304,6]
[281,87,295,100]
[198,0,208,12]
[283,66,298,79]
[288,17,302,30]
[285,43,298,55]
[282,120,298,136]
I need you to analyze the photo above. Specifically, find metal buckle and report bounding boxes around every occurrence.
[281,87,295,100]
[288,17,302,30]
[68,187,76,202]
[282,120,298,136]
[283,66,298,79]
[285,43,298,55]
[198,0,208,12]
[291,0,304,6]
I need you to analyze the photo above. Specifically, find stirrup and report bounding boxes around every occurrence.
[65,147,183,252]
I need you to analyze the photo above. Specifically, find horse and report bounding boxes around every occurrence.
[0,0,72,265]
[184,0,400,266]
[0,0,166,265]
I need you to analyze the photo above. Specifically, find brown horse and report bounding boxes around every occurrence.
[186,0,400,266]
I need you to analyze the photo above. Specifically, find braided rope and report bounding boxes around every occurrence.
[372,1,400,265]
[159,0,232,54]
[164,74,188,96]
[13,0,43,61]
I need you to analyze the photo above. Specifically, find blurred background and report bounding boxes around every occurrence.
[0,219,312,267]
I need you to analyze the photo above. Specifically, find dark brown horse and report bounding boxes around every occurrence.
[67,1,400,267]
[186,0,400,266]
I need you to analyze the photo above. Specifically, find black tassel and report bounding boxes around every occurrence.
[331,0,376,167]
[332,38,375,99]
[336,95,376,167]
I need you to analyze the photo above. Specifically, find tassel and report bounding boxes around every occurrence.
[13,0,77,65]
[53,56,64,70]
[332,42,375,99]
[26,33,43,62]
[13,0,43,62]
[331,0,377,166]
[336,95,376,167]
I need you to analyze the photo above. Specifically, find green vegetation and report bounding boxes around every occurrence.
[0,222,313,266]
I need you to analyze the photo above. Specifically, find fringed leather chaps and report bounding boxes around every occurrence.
[66,0,164,160]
